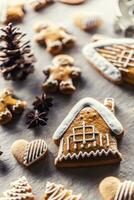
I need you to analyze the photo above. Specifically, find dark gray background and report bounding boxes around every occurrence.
[0,0,134,199]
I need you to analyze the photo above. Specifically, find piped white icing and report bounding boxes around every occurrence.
[53,97,123,141]
[82,38,134,82]
[23,139,47,167]
[55,144,122,164]
[45,182,82,200]
[114,181,134,200]
[0,177,34,200]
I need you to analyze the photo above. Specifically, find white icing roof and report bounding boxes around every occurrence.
[53,97,124,141]
[90,38,134,48]
[82,38,134,83]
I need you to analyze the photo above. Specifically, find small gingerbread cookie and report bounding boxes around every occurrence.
[99,176,134,200]
[34,21,76,55]
[53,97,124,167]
[42,54,81,94]
[0,176,35,200]
[0,1,25,24]
[59,0,85,5]
[0,89,27,125]
[83,37,134,85]
[73,12,103,31]
[11,139,48,167]
[29,0,53,11]
[44,182,82,200]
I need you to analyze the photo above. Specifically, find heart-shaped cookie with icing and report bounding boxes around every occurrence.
[11,139,48,167]
[99,176,134,200]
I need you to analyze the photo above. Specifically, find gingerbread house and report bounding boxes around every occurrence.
[53,97,124,167]
[83,38,134,84]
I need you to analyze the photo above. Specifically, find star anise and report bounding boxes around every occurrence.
[33,92,53,112]
[25,110,48,129]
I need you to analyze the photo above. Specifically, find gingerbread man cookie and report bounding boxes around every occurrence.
[99,176,134,200]
[42,54,81,94]
[53,97,124,167]
[0,176,35,200]
[44,182,82,200]
[83,37,134,85]
[34,21,76,55]
[0,1,25,24]
[29,0,53,11]
[0,89,27,125]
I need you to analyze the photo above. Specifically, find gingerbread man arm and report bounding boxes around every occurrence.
[43,67,59,92]
[70,67,81,79]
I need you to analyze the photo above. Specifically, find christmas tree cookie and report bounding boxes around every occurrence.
[53,97,124,167]
[44,182,82,200]
[0,177,35,200]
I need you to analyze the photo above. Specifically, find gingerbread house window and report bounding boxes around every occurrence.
[66,121,110,151]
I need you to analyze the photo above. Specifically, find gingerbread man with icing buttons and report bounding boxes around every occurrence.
[34,21,76,55]
[42,54,81,94]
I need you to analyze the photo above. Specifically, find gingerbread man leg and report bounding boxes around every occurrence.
[59,78,76,94]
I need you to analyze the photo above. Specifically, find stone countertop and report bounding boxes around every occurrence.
[0,0,134,199]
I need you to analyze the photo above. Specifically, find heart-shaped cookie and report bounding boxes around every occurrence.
[11,139,48,167]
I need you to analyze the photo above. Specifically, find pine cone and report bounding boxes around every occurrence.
[0,23,35,81]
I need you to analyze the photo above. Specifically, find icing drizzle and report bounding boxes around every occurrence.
[114,181,134,200]
[0,177,34,200]
[83,38,134,82]
[45,182,81,200]
[23,139,47,167]
[53,97,124,141]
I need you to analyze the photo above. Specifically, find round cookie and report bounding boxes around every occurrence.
[59,0,85,5]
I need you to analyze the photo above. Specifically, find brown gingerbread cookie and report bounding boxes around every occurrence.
[99,176,134,200]
[42,54,81,94]
[44,182,82,200]
[83,37,134,85]
[73,12,103,31]
[0,2,25,24]
[34,21,76,55]
[0,176,35,200]
[0,89,27,125]
[53,97,124,167]
[11,139,48,167]
[29,0,53,11]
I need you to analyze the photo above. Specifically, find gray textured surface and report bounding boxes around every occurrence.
[0,0,134,199]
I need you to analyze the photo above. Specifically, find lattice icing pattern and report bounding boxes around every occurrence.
[82,38,134,82]
[114,180,134,200]
[65,122,111,151]
[0,177,35,200]
[96,45,134,70]
[44,182,82,200]
[23,139,48,167]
